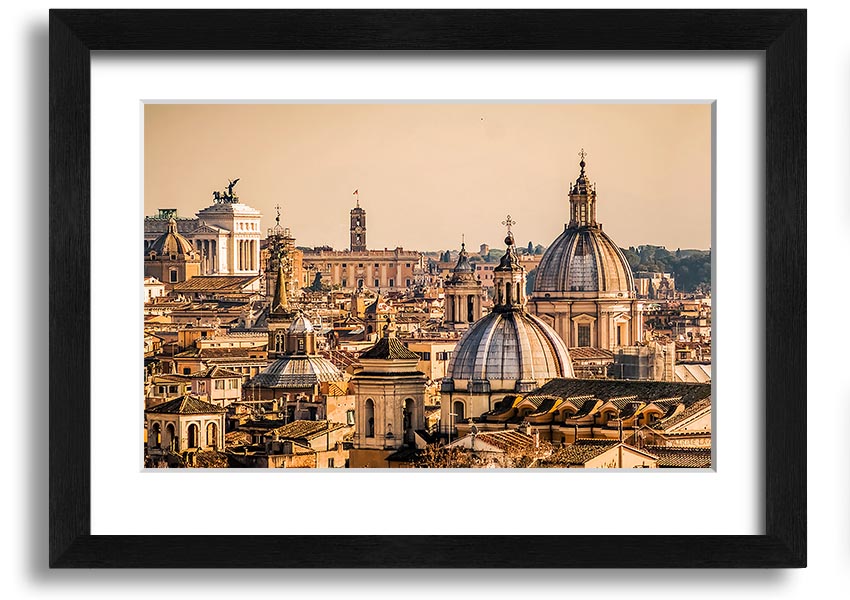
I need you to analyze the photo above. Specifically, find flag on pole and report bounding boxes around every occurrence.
[353,189,358,195]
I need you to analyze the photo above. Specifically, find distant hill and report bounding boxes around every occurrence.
[620,245,711,293]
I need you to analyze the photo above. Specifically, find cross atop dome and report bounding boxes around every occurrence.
[501,214,517,246]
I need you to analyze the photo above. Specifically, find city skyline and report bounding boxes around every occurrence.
[144,103,712,252]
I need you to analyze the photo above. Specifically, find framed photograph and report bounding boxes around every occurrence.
[50,9,805,567]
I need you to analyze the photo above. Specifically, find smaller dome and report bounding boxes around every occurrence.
[248,355,342,389]
[288,314,314,334]
[446,310,573,387]
[148,218,195,257]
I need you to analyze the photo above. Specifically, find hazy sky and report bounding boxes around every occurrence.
[144,103,711,251]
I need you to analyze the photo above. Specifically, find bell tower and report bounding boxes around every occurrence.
[350,190,367,252]
[443,239,484,330]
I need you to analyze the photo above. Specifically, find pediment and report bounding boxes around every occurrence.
[189,223,229,235]
[571,313,597,324]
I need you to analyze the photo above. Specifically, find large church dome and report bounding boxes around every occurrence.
[534,227,635,296]
[533,153,635,298]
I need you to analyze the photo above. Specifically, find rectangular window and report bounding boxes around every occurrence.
[342,279,347,287]
[341,263,347,267]
[374,263,379,268]
[358,263,363,267]
[346,410,355,425]
[578,324,591,347]
[215,380,225,390]
[374,279,380,287]
[406,279,411,287]
[168,385,178,393]
[327,458,335,468]
[169,269,178,283]
[389,278,394,287]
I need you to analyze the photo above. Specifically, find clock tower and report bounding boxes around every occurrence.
[350,191,367,252]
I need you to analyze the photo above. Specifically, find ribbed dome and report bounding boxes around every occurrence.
[288,314,314,334]
[446,310,573,386]
[248,355,342,389]
[533,227,635,296]
[148,218,196,257]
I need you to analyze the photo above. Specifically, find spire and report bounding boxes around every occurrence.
[568,149,598,228]
[270,259,288,314]
[451,239,474,275]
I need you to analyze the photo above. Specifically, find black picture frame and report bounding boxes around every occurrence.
[49,9,806,568]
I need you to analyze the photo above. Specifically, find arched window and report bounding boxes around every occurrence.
[206,422,218,450]
[150,423,161,449]
[187,424,199,448]
[453,400,465,422]
[365,399,375,438]
[165,423,176,451]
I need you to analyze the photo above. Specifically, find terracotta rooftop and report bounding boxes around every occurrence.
[172,275,260,293]
[239,419,348,441]
[474,430,535,453]
[359,336,420,360]
[175,347,266,359]
[547,439,622,465]
[568,347,615,361]
[526,378,711,406]
[652,397,712,430]
[188,366,243,379]
[145,394,226,415]
[644,445,711,468]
